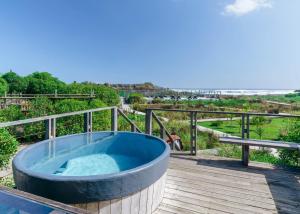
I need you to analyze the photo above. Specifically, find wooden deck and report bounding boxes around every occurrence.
[155,154,300,214]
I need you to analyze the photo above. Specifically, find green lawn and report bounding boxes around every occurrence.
[198,118,293,141]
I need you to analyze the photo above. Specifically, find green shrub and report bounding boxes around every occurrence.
[54,99,89,136]
[279,119,300,166]
[67,82,119,105]
[211,120,223,128]
[88,99,110,131]
[0,129,18,169]
[0,77,8,96]
[0,176,15,188]
[126,93,145,104]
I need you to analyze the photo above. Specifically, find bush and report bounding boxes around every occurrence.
[0,105,23,122]
[126,93,145,104]
[279,119,300,166]
[88,99,110,131]
[54,99,89,136]
[0,77,8,96]
[211,120,223,128]
[67,82,119,106]
[0,129,18,169]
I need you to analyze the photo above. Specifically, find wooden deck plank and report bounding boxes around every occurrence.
[157,154,300,214]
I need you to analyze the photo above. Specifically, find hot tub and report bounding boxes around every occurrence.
[13,132,170,213]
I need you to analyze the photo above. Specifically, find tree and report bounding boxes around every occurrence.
[2,71,28,93]
[25,72,66,94]
[0,77,8,96]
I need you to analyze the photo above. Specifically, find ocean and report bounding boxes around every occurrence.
[171,89,296,96]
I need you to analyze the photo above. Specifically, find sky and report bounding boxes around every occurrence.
[0,0,299,89]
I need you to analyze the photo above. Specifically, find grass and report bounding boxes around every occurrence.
[218,144,287,166]
[255,94,300,104]
[198,117,292,141]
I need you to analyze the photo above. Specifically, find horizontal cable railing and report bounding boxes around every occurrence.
[145,108,300,166]
[0,106,141,140]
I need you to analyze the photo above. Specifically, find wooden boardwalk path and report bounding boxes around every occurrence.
[155,154,300,214]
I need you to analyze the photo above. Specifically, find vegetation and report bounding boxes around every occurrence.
[0,129,18,169]
[0,70,299,173]
[0,77,8,95]
[126,93,145,104]
[198,117,291,141]
[0,176,15,188]
[0,71,120,164]
[279,119,300,166]
[255,93,300,104]
[0,71,120,105]
[2,71,28,93]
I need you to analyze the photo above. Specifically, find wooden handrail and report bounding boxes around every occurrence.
[152,112,174,144]
[117,109,142,133]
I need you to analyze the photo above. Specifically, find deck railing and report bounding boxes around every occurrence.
[145,108,300,157]
[0,106,141,140]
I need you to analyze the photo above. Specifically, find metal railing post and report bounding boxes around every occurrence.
[145,109,153,135]
[45,118,56,139]
[84,112,92,132]
[131,124,137,132]
[111,107,118,132]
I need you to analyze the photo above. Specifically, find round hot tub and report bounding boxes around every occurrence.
[13,132,170,213]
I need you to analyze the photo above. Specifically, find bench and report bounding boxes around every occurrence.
[219,137,300,166]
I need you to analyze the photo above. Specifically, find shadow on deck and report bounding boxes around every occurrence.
[156,153,300,214]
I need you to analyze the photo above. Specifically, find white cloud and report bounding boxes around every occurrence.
[224,0,272,16]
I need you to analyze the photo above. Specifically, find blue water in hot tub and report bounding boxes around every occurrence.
[53,153,144,176]
[27,132,165,177]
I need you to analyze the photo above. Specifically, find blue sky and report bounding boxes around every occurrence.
[0,0,299,89]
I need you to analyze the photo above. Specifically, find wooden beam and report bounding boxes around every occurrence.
[152,112,174,148]
[117,109,141,133]
[219,137,300,150]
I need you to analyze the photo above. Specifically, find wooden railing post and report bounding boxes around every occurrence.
[84,112,92,132]
[111,107,118,132]
[145,109,153,135]
[160,125,165,139]
[241,114,249,166]
[190,112,197,156]
[45,118,56,139]
[131,124,137,132]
